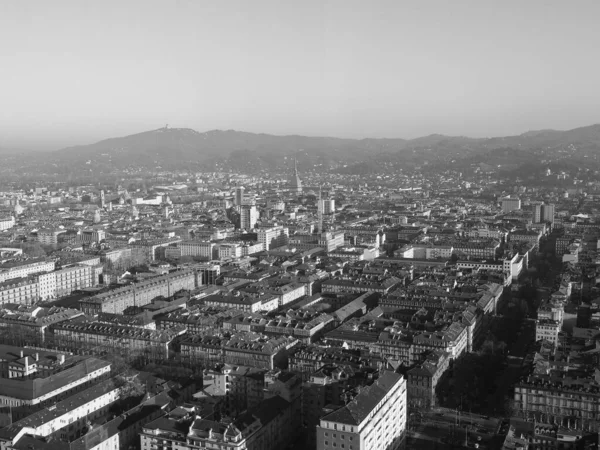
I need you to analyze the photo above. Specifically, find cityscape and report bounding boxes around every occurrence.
[2,1,600,450]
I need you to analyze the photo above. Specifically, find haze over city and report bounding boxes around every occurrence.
[1,0,600,150]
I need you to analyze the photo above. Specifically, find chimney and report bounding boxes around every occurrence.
[58,354,65,364]
[19,350,23,358]
[35,353,39,361]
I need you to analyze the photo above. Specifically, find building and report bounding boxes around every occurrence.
[533,203,556,224]
[78,269,196,315]
[52,322,186,360]
[406,350,450,410]
[0,277,39,306]
[37,228,67,246]
[0,217,15,231]
[239,204,258,230]
[542,203,555,224]
[0,346,110,408]
[501,197,522,213]
[316,370,407,450]
[0,259,55,284]
[178,241,215,260]
[0,377,120,449]
[535,319,560,344]
[0,305,84,343]
[319,199,336,215]
[180,333,298,370]
[129,237,182,262]
[141,396,294,450]
[235,186,245,206]
[258,226,289,250]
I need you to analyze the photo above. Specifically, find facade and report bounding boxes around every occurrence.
[37,229,66,245]
[0,349,110,407]
[79,270,195,315]
[52,322,186,360]
[180,333,298,370]
[501,197,522,213]
[0,277,40,306]
[141,396,293,450]
[406,350,450,410]
[239,204,259,230]
[316,371,407,450]
[0,259,55,284]
[0,378,120,449]
[179,241,215,260]
[258,226,289,250]
[319,199,336,215]
[0,217,15,231]
[129,238,182,262]
[535,319,560,344]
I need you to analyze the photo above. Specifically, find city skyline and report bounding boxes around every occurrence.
[2,0,600,150]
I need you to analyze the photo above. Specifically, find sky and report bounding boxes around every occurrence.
[1,0,600,150]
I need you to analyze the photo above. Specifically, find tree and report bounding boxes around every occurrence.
[20,242,46,257]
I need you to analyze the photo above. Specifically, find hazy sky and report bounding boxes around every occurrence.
[1,0,600,150]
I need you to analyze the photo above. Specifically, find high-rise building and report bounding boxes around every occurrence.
[501,197,521,213]
[533,204,542,223]
[542,203,555,224]
[258,226,289,250]
[319,199,335,215]
[533,203,555,224]
[240,205,258,230]
[235,186,245,206]
[316,371,407,450]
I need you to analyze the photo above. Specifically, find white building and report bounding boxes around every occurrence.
[0,217,15,231]
[258,226,289,250]
[316,371,407,450]
[535,319,560,345]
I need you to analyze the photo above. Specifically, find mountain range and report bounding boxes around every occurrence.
[11,123,600,176]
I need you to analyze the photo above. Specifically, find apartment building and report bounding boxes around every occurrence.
[316,371,407,450]
[52,322,186,360]
[535,319,560,344]
[0,377,120,448]
[258,226,289,250]
[180,333,298,370]
[141,396,293,450]
[0,347,110,407]
[0,305,83,343]
[79,270,195,315]
[178,240,215,260]
[0,277,39,306]
[0,258,55,284]
[0,217,15,231]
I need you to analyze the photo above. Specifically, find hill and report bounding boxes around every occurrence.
[8,123,600,177]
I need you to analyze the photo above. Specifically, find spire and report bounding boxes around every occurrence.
[290,157,302,193]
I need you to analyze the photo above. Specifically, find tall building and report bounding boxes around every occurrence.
[290,158,303,194]
[533,204,542,223]
[240,204,258,230]
[319,199,335,215]
[542,203,555,223]
[235,186,245,206]
[533,203,555,224]
[501,197,521,213]
[258,226,289,250]
[316,370,407,450]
